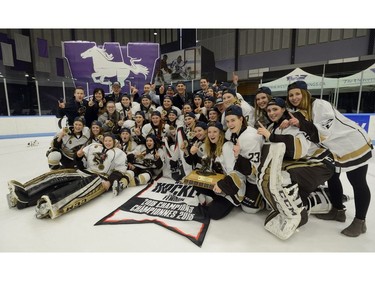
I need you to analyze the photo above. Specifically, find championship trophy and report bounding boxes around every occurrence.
[182,157,225,190]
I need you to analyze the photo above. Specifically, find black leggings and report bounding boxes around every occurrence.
[195,188,234,220]
[328,165,371,220]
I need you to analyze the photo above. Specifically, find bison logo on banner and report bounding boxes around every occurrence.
[63,41,160,95]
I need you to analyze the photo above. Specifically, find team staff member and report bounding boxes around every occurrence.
[57,86,89,127]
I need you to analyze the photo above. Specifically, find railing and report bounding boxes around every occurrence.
[0,75,374,117]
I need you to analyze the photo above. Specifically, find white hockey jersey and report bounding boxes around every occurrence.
[225,126,264,171]
[83,143,127,176]
[58,127,91,160]
[310,99,373,171]
[221,101,255,130]
[115,101,141,119]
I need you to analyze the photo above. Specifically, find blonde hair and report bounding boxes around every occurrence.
[204,129,225,158]
[254,93,272,121]
[286,89,313,121]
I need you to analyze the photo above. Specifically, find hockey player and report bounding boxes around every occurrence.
[166,108,184,130]
[253,86,273,129]
[98,101,122,134]
[118,127,138,155]
[126,134,165,185]
[221,88,255,130]
[207,106,264,218]
[88,120,104,145]
[7,133,130,219]
[46,116,90,170]
[286,81,373,237]
[139,94,157,121]
[141,111,171,140]
[155,96,181,122]
[160,109,184,181]
[257,98,334,240]
[183,121,207,171]
[122,111,149,145]
[192,93,208,123]
[115,93,141,122]
[191,121,244,219]
[175,112,198,176]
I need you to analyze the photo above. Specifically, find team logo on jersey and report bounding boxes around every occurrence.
[321,118,333,129]
[93,151,108,170]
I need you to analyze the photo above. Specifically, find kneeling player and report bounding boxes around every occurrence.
[257,98,334,240]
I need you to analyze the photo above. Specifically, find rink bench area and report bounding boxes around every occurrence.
[1,114,375,144]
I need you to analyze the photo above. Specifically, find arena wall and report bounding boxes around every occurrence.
[0,116,59,139]
[1,115,374,144]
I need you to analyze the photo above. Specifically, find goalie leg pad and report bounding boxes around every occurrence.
[264,206,308,241]
[7,169,85,209]
[268,146,304,218]
[257,143,283,211]
[36,175,106,219]
[22,169,83,196]
[259,143,305,239]
[7,180,28,209]
[264,211,302,240]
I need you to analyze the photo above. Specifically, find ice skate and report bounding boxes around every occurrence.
[112,178,129,196]
[112,180,119,196]
[308,186,332,214]
[35,198,51,219]
[7,180,26,208]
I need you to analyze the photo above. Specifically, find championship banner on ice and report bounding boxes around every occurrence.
[95,178,210,247]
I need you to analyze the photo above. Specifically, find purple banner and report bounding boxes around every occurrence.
[56,58,64,77]
[37,38,48,58]
[63,41,160,97]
